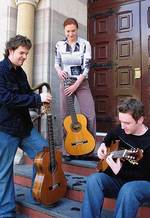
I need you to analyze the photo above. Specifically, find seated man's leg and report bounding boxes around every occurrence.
[82,172,123,218]
[114,181,150,218]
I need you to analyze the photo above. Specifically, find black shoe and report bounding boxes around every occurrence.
[63,155,72,161]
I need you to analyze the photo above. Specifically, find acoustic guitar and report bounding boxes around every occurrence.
[97,141,143,172]
[32,103,67,205]
[63,77,96,156]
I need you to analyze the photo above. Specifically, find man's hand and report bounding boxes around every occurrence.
[40,92,52,103]
[97,143,107,160]
[106,154,122,175]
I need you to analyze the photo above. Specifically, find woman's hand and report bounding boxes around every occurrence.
[64,83,79,96]
[106,154,122,175]
[64,74,85,96]
[57,70,68,80]
[97,143,107,160]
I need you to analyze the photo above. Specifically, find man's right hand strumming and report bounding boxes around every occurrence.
[97,143,107,160]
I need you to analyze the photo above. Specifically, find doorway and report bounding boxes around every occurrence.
[88,0,150,131]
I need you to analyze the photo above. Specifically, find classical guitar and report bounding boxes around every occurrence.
[63,77,96,156]
[97,141,143,172]
[32,103,67,205]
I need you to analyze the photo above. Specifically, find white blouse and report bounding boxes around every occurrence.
[55,37,91,79]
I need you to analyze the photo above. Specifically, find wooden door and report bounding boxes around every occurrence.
[141,0,150,126]
[88,0,149,132]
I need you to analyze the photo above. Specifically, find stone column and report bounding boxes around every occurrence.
[15,0,40,85]
[14,0,40,164]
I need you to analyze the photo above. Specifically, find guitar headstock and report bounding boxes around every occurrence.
[123,148,143,165]
[42,103,52,116]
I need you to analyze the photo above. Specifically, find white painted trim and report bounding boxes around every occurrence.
[96,132,107,137]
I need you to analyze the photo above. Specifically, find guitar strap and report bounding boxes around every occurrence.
[118,136,135,149]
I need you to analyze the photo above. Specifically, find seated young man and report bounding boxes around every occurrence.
[82,98,150,218]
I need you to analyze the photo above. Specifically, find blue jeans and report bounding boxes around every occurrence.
[82,172,150,218]
[0,128,48,218]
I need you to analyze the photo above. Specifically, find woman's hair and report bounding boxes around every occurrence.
[117,98,144,121]
[4,34,32,58]
[63,18,78,29]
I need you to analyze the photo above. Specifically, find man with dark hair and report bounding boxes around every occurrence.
[4,34,32,58]
[0,35,52,217]
[82,98,150,218]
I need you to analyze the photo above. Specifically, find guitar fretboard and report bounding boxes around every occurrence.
[47,114,56,172]
[66,95,78,125]
[111,150,126,159]
[64,78,79,125]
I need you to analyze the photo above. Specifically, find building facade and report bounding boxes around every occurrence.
[0,0,88,145]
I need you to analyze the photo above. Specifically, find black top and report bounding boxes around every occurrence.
[0,58,42,137]
[103,125,150,181]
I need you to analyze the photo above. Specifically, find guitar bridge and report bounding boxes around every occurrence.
[72,140,88,146]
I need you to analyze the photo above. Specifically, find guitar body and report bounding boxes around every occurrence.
[97,141,143,172]
[97,142,118,172]
[64,113,95,156]
[32,147,67,205]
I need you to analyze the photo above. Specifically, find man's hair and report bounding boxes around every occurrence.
[63,18,78,29]
[4,34,32,58]
[118,98,144,121]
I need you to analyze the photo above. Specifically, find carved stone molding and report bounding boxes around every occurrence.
[15,0,40,7]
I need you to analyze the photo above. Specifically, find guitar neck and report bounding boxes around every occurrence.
[66,95,78,124]
[47,114,56,171]
[111,150,126,159]
[64,78,79,125]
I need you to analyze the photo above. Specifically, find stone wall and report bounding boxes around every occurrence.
[0,0,88,146]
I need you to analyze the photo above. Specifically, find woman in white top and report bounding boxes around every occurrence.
[55,18,96,143]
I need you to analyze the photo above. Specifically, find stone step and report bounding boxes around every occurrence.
[14,164,86,202]
[14,164,150,218]
[16,184,114,218]
[22,154,98,176]
[16,214,28,218]
[62,156,98,176]
[15,184,82,218]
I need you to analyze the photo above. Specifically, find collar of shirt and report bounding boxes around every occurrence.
[64,37,80,52]
[5,58,21,73]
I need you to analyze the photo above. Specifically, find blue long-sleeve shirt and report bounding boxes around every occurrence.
[0,58,42,137]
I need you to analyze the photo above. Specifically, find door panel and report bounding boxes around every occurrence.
[141,0,150,126]
[88,0,142,131]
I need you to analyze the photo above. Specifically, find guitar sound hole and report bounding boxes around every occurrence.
[72,140,88,146]
[71,123,81,132]
[49,183,60,191]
